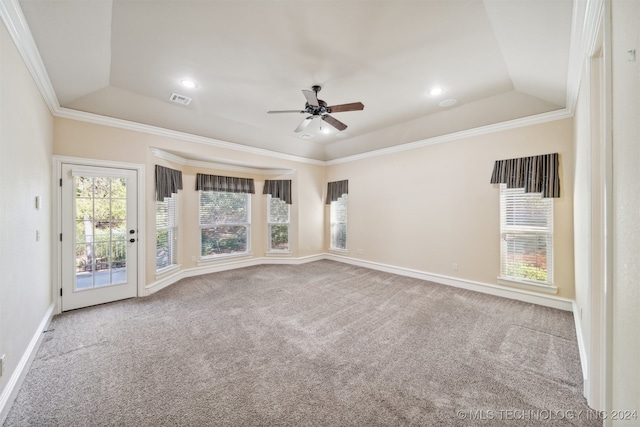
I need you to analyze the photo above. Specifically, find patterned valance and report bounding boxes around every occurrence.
[490,153,560,198]
[326,180,349,204]
[196,173,255,194]
[263,180,292,204]
[155,165,183,201]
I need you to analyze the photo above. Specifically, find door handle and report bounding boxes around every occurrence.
[129,238,136,243]
[129,229,135,234]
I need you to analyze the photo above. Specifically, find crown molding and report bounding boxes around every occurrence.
[150,148,295,176]
[0,0,59,112]
[565,0,605,113]
[325,108,573,165]
[56,108,326,166]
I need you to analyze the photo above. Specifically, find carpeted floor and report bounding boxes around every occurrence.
[4,260,600,426]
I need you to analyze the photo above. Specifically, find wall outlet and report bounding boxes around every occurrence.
[356,248,364,255]
[452,263,459,271]
[191,256,196,262]
[0,354,5,377]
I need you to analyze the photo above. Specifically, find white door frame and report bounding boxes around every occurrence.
[53,156,146,315]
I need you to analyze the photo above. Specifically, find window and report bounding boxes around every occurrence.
[199,191,250,258]
[156,194,177,271]
[500,184,553,285]
[330,194,348,251]
[267,195,290,252]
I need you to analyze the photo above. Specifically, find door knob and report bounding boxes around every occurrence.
[129,238,136,243]
[129,229,135,234]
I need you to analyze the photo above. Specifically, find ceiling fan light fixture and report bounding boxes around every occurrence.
[439,98,458,107]
[180,79,198,89]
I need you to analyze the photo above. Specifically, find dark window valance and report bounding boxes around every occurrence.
[326,180,348,204]
[490,153,560,198]
[155,165,183,201]
[196,173,255,194]
[263,179,292,204]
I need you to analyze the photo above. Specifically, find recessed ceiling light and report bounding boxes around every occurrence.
[180,79,197,89]
[429,87,444,96]
[438,98,457,107]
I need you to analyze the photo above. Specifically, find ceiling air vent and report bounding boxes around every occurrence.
[169,93,192,106]
[300,133,314,139]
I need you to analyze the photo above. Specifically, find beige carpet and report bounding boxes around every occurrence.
[4,260,600,426]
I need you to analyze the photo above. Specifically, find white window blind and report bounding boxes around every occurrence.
[500,184,553,284]
[267,195,290,252]
[199,191,250,258]
[156,194,177,271]
[330,194,348,251]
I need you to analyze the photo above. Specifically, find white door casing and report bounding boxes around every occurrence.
[60,163,139,311]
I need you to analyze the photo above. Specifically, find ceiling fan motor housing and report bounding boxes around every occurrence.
[305,99,329,116]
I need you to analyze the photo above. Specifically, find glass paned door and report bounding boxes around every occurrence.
[61,164,138,311]
[75,175,129,289]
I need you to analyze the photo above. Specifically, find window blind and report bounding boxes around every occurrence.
[500,185,553,284]
[156,194,177,270]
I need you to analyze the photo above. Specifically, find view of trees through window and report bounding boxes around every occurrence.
[75,176,127,284]
[156,195,177,270]
[330,195,348,250]
[268,195,289,251]
[200,191,250,257]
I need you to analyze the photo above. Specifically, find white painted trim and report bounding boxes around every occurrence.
[145,253,573,311]
[325,254,574,311]
[145,254,325,295]
[573,301,589,393]
[52,156,146,313]
[325,109,573,165]
[150,148,294,175]
[0,303,54,424]
[0,0,59,113]
[56,108,325,166]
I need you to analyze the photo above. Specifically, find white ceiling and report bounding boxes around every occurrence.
[17,0,575,161]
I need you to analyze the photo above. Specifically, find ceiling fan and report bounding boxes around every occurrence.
[268,85,364,133]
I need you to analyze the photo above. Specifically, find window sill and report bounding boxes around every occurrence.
[155,264,181,279]
[329,248,348,256]
[266,251,291,257]
[497,277,558,295]
[197,252,253,266]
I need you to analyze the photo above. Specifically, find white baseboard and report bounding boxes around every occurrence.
[145,254,325,295]
[0,303,55,424]
[572,301,589,396]
[148,253,573,311]
[324,254,574,311]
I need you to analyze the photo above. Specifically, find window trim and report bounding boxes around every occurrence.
[498,184,554,287]
[199,190,251,260]
[266,194,291,254]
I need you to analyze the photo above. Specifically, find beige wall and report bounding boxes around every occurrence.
[0,21,54,406]
[53,118,326,285]
[327,119,576,299]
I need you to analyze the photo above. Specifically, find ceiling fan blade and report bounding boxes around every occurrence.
[327,102,364,113]
[302,89,319,107]
[267,110,305,114]
[294,116,314,132]
[322,114,348,131]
